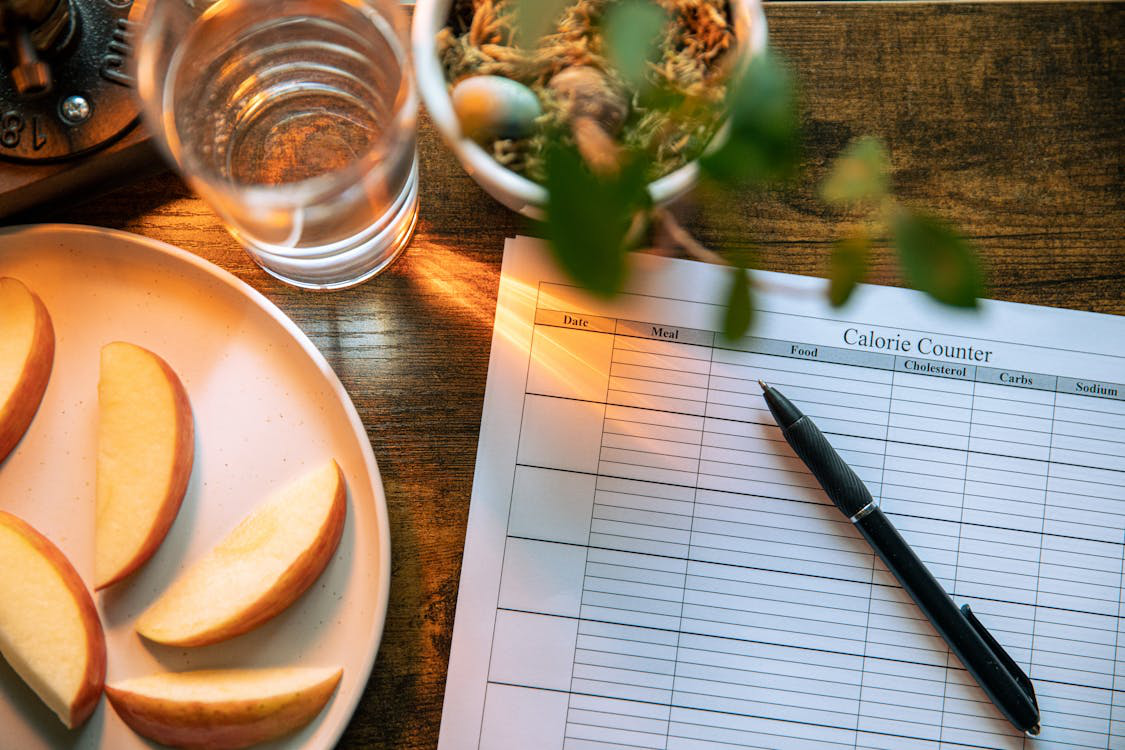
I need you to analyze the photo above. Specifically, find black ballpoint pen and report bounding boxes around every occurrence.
[758,380,1041,737]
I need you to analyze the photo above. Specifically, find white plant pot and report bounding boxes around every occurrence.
[412,0,769,218]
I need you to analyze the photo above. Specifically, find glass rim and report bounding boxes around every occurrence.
[135,0,417,203]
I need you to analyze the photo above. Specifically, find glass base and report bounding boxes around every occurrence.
[237,156,420,291]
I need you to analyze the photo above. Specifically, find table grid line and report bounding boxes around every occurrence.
[488,307,1125,750]
[666,341,716,749]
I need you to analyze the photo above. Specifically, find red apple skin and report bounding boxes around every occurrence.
[96,344,195,590]
[0,279,55,463]
[104,669,342,750]
[0,511,106,728]
[168,461,346,647]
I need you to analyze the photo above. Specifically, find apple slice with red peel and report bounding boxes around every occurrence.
[0,277,55,463]
[95,341,195,590]
[0,511,106,728]
[136,460,346,647]
[105,666,342,750]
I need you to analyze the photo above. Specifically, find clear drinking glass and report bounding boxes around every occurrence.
[136,0,418,289]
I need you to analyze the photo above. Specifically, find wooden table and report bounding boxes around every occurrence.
[18,2,1123,747]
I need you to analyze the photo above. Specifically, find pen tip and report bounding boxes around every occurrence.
[758,380,769,392]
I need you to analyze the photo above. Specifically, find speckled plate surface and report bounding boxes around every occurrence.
[0,224,390,750]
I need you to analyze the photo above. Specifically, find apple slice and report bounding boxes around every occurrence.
[136,460,346,647]
[0,511,106,728]
[96,341,195,590]
[106,666,342,750]
[0,277,55,463]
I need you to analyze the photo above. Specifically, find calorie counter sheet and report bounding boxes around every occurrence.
[438,236,1125,750]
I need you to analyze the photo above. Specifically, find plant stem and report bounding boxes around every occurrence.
[653,207,821,299]
[656,208,728,265]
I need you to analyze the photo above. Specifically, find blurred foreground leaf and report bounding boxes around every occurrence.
[701,52,800,186]
[892,209,983,308]
[636,82,688,111]
[722,265,754,341]
[544,142,651,296]
[821,137,890,207]
[603,0,668,90]
[514,0,571,48]
[828,236,869,307]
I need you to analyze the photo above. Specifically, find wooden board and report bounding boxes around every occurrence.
[0,125,159,219]
[14,3,1124,748]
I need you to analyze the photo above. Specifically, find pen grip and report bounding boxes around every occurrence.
[855,509,1040,733]
[781,417,873,518]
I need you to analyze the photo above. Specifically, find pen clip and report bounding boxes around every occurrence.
[962,604,1038,712]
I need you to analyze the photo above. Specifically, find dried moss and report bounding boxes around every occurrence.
[437,0,736,182]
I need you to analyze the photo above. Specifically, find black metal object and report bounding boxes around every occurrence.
[0,0,142,162]
[854,508,1040,735]
[760,381,1042,736]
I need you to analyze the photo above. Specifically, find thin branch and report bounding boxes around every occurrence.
[624,209,649,249]
[656,207,728,265]
[653,207,822,299]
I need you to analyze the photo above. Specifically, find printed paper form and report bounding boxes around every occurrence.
[438,236,1125,750]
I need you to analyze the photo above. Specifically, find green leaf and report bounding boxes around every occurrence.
[892,209,983,308]
[513,0,571,48]
[543,141,651,296]
[603,0,668,90]
[636,82,687,111]
[722,266,754,341]
[828,237,869,307]
[821,137,890,207]
[701,51,800,186]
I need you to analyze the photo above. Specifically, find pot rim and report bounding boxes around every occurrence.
[412,0,768,209]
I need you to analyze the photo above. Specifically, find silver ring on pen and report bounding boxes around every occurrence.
[849,501,878,523]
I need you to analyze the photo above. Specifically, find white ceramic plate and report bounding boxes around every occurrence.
[0,225,390,750]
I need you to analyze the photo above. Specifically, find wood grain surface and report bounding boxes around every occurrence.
[11,3,1124,748]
